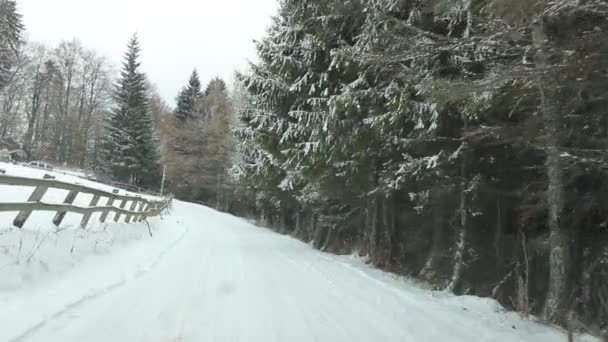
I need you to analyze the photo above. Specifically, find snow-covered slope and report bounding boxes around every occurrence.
[0,161,165,289]
[0,161,173,339]
[0,179,596,342]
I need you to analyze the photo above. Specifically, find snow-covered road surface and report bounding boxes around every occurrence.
[3,201,586,342]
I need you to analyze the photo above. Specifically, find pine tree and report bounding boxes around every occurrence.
[204,77,226,96]
[102,34,159,187]
[0,0,24,91]
[236,0,369,237]
[175,69,202,121]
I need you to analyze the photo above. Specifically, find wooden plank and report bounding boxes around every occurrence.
[12,174,55,228]
[138,202,154,222]
[0,174,157,205]
[1,170,170,228]
[53,190,79,226]
[136,201,146,215]
[0,202,156,217]
[114,199,128,222]
[80,194,101,228]
[124,199,139,223]
[100,189,120,223]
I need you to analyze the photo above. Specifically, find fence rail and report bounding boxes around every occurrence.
[111,181,161,197]
[0,174,171,229]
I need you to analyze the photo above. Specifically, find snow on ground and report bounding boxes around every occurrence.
[0,160,176,341]
[0,161,165,289]
[0,195,597,341]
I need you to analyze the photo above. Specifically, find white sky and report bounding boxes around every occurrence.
[17,0,278,106]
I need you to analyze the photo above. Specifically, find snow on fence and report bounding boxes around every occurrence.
[0,174,172,229]
[111,180,161,197]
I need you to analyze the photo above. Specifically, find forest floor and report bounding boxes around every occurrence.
[0,163,598,341]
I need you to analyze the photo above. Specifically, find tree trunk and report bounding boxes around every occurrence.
[292,211,302,238]
[420,207,444,280]
[382,194,394,263]
[534,21,569,321]
[279,207,288,234]
[260,209,267,227]
[368,161,380,261]
[307,213,316,243]
[24,69,43,154]
[321,226,333,251]
[23,108,39,155]
[364,196,371,254]
[312,215,326,249]
[369,194,379,261]
[216,171,222,210]
[447,121,469,293]
[464,0,473,38]
[495,198,503,276]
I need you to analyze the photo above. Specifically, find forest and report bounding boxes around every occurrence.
[1,0,607,336]
[231,0,608,333]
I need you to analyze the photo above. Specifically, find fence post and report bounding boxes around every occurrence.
[13,174,55,228]
[53,190,79,226]
[80,195,101,228]
[124,199,139,223]
[136,201,146,215]
[114,199,128,222]
[100,189,119,223]
[138,202,154,222]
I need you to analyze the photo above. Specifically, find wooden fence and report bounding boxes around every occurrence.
[111,180,161,197]
[0,174,172,229]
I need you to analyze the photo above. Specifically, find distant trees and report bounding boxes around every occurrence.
[232,0,608,332]
[161,75,235,208]
[0,38,114,166]
[0,4,167,188]
[0,1,120,168]
[200,80,235,209]
[101,35,160,187]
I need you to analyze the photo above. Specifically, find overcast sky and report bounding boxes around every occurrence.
[17,0,278,106]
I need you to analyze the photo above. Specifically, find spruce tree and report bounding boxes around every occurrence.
[235,0,370,243]
[102,34,159,187]
[175,69,202,121]
[0,0,24,91]
[204,77,227,96]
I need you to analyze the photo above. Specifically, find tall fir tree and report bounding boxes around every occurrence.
[0,0,24,91]
[102,34,160,187]
[236,0,373,247]
[175,69,202,121]
[204,77,227,96]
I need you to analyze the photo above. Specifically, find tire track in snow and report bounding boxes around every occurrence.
[256,248,329,341]
[276,249,361,341]
[10,225,191,342]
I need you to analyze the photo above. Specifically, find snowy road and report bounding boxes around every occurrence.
[6,201,579,342]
